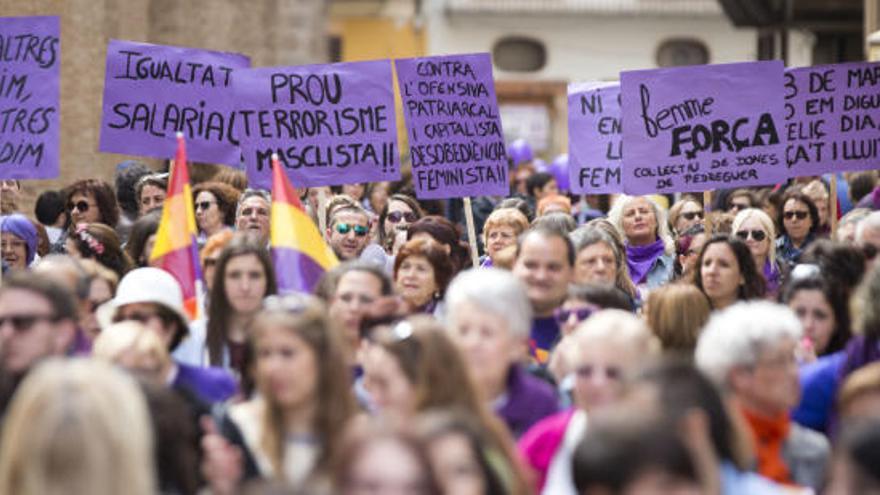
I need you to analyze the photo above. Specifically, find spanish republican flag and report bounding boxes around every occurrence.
[150,133,203,319]
[270,154,338,293]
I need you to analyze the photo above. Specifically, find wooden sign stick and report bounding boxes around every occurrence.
[463,197,480,268]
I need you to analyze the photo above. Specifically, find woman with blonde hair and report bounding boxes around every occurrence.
[732,207,782,296]
[215,294,356,490]
[481,207,529,268]
[645,283,711,353]
[0,359,155,495]
[607,195,675,289]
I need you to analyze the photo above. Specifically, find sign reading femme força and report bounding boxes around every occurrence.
[396,53,508,199]
[235,59,399,190]
[621,61,789,194]
[568,82,623,194]
[786,62,880,176]
[0,16,60,179]
[100,39,250,165]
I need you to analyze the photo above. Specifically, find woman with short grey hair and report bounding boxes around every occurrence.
[696,301,829,491]
[444,268,558,437]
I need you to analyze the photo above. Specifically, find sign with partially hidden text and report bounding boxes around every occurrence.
[396,53,508,199]
[235,59,399,189]
[100,39,250,165]
[568,82,623,194]
[621,61,788,194]
[0,16,59,179]
[785,62,880,175]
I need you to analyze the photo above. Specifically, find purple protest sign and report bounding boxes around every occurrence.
[621,61,788,195]
[235,60,399,189]
[785,62,880,175]
[0,16,59,179]
[396,53,508,199]
[568,82,623,194]
[100,39,250,165]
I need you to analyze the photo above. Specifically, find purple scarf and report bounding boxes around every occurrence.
[763,259,781,295]
[626,239,665,285]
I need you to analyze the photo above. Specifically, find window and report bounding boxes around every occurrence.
[656,39,710,67]
[493,36,547,72]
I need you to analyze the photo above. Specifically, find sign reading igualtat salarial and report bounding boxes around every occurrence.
[100,39,250,165]
[396,53,508,199]
[0,16,59,179]
[785,62,880,176]
[621,61,788,194]
[568,82,623,194]
[235,59,399,190]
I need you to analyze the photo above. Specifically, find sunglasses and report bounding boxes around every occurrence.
[195,201,216,211]
[554,307,594,326]
[112,311,164,325]
[387,211,417,223]
[681,211,704,221]
[335,223,369,237]
[735,229,767,242]
[0,313,59,333]
[68,200,91,213]
[730,203,749,212]
[784,211,809,220]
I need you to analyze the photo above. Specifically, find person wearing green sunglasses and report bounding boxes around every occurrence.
[326,201,373,261]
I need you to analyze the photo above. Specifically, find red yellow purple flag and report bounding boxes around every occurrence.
[270,154,338,293]
[150,133,203,319]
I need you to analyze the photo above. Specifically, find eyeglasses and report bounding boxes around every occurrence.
[195,201,216,211]
[335,223,369,237]
[575,364,622,381]
[735,229,767,242]
[68,200,91,213]
[0,313,59,333]
[783,210,809,220]
[681,211,703,221]
[554,307,595,326]
[113,311,163,325]
[203,257,219,268]
[387,211,418,223]
[730,203,749,212]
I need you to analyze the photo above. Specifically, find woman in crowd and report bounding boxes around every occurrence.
[125,210,160,268]
[570,224,637,301]
[65,223,132,280]
[64,178,120,229]
[645,283,711,354]
[693,235,765,310]
[416,411,508,495]
[668,195,704,236]
[480,207,529,268]
[0,213,38,270]
[782,274,850,358]
[726,188,758,214]
[79,258,118,342]
[208,294,355,491]
[364,316,530,494]
[393,238,453,316]
[192,180,241,242]
[801,179,831,236]
[408,215,470,275]
[0,359,155,495]
[377,193,423,254]
[674,224,707,280]
[444,268,558,438]
[520,310,660,494]
[202,230,235,294]
[696,301,830,491]
[334,421,441,495]
[201,233,277,375]
[607,195,675,289]
[135,173,167,216]
[776,191,820,266]
[732,207,783,296]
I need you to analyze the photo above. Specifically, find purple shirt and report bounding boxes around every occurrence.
[495,365,559,438]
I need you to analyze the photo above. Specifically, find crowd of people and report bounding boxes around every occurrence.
[1,154,880,495]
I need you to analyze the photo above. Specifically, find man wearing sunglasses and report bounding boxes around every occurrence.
[0,272,78,416]
[326,201,373,261]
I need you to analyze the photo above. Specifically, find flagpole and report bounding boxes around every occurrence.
[317,188,328,236]
[463,197,479,268]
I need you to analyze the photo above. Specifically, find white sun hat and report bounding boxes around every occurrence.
[96,267,190,332]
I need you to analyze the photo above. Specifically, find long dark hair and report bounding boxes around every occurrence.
[407,215,470,274]
[781,275,851,356]
[206,233,277,366]
[377,193,424,250]
[778,191,820,239]
[125,211,160,267]
[693,235,766,304]
[63,179,120,228]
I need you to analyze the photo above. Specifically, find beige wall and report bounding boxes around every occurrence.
[0,0,327,210]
